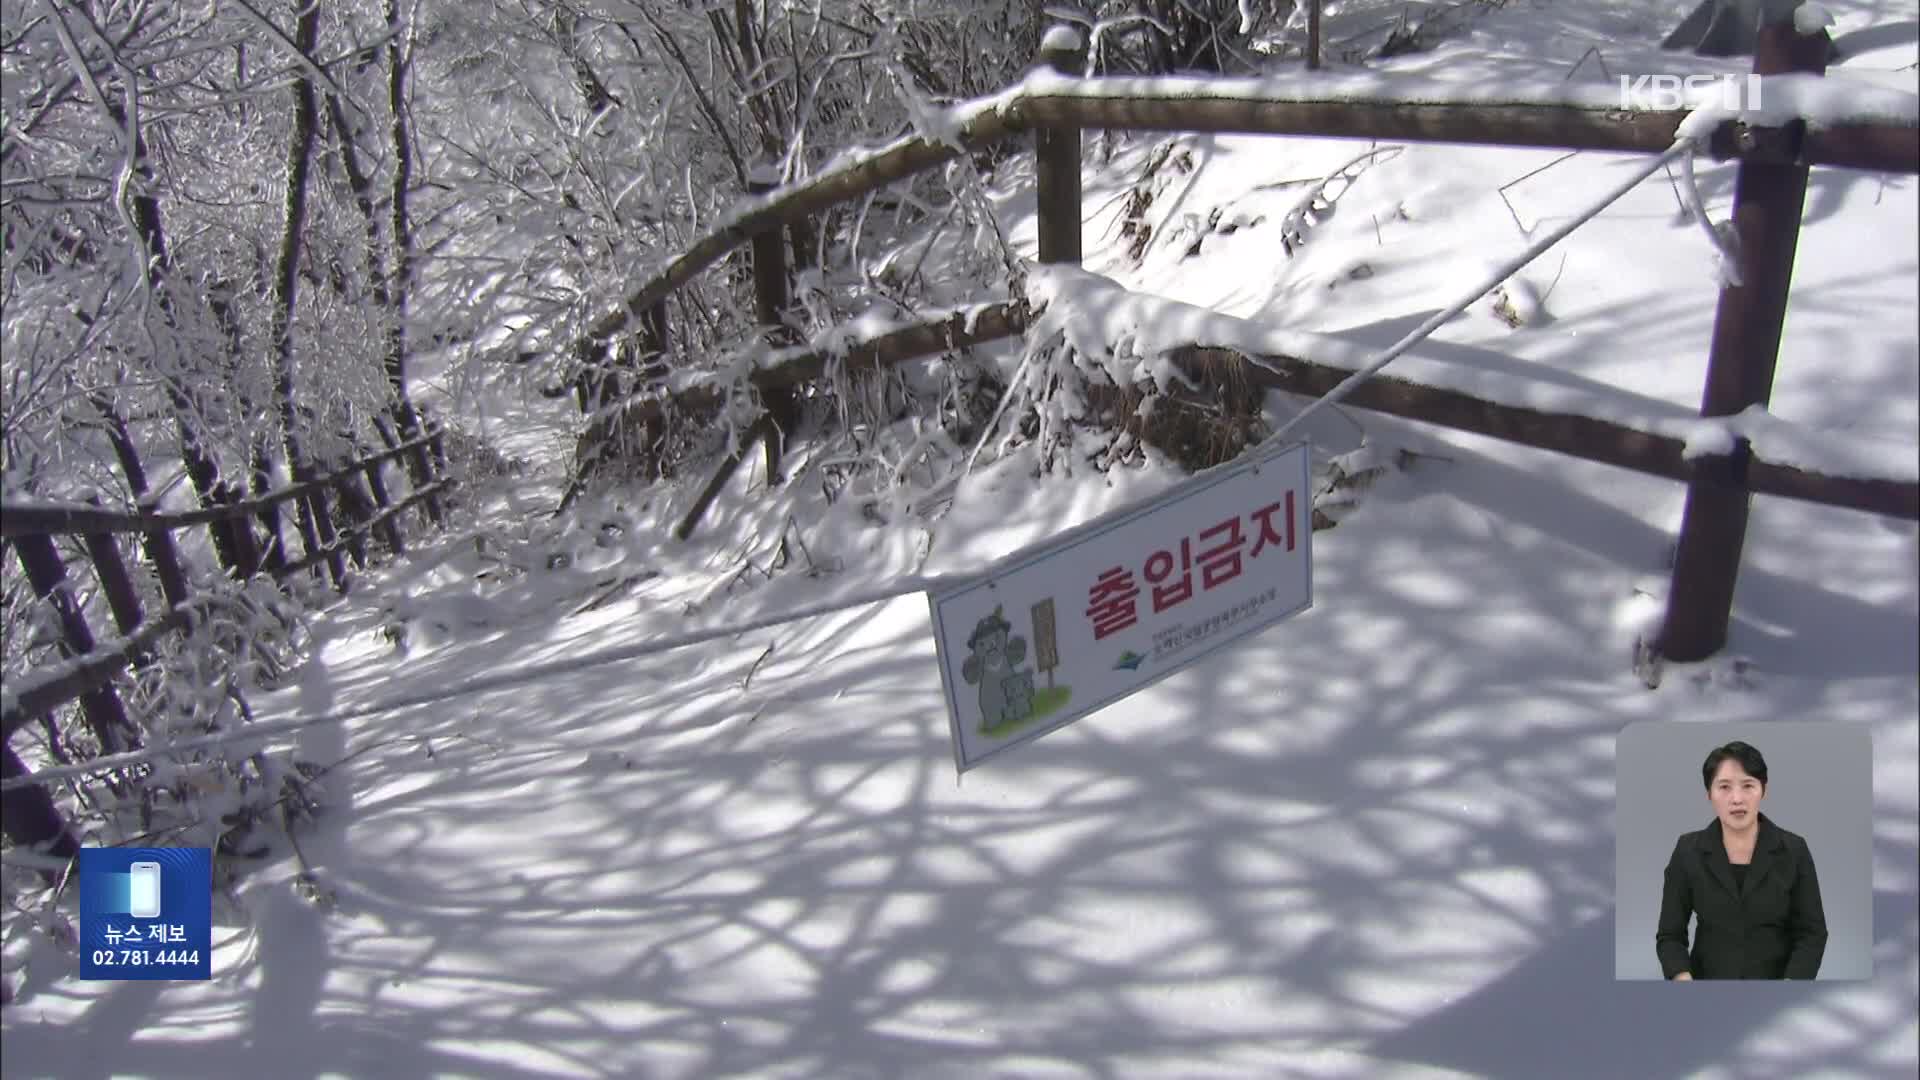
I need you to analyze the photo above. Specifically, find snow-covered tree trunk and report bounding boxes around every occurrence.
[267,0,343,586]
[383,0,439,522]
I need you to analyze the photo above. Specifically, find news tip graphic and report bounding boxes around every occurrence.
[79,847,212,981]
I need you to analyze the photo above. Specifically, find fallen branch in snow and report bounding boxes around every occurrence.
[1276,146,1405,257]
[567,572,660,618]
[0,569,991,793]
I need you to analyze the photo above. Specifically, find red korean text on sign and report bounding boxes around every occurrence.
[1144,538,1194,613]
[1196,516,1245,589]
[1086,567,1141,640]
[1249,491,1296,559]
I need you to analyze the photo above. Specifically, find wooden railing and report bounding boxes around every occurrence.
[575,18,1915,669]
[0,425,450,869]
[7,16,1917,868]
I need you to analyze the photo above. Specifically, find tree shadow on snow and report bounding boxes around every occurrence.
[1370,888,1919,1080]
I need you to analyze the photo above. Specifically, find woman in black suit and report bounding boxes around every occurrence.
[1656,740,1828,980]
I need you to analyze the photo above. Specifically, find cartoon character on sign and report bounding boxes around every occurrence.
[962,605,1036,733]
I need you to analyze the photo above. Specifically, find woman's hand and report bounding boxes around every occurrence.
[1673,972,1694,981]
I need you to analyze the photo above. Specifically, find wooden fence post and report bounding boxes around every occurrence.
[1655,17,1831,663]
[218,482,264,580]
[141,520,192,611]
[13,533,135,755]
[331,471,375,570]
[1035,27,1087,267]
[1307,1,1323,70]
[422,407,450,513]
[1,744,79,882]
[94,396,192,607]
[638,301,671,477]
[391,405,444,527]
[80,502,146,641]
[673,166,782,543]
[363,457,406,555]
[286,470,346,592]
[249,447,291,574]
[427,423,449,507]
[749,168,801,485]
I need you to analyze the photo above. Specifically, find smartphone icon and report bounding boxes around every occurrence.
[128,861,162,919]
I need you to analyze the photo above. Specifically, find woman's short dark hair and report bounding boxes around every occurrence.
[1702,741,1768,790]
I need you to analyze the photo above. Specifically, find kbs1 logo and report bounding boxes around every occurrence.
[1617,74,1764,113]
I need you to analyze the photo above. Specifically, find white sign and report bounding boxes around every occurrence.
[929,443,1314,772]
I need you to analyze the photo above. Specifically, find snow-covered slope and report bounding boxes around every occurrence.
[5,2,1916,1077]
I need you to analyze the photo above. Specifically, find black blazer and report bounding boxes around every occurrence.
[1656,812,1827,980]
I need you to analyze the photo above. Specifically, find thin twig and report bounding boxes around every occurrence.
[1538,251,1570,307]
[632,5,747,188]
[1564,45,1610,83]
[1497,150,1581,237]
[741,643,776,690]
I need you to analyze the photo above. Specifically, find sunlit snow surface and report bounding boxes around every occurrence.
[5,1,1916,1076]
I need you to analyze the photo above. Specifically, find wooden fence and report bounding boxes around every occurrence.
[1,425,450,872]
[582,16,1915,668]
[5,16,1916,869]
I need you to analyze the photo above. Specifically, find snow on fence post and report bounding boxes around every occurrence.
[1656,13,1832,664]
[1035,26,1087,266]
[749,167,801,485]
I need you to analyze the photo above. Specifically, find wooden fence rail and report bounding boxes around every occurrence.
[602,299,1920,524]
[0,481,458,745]
[0,429,441,538]
[556,46,1916,377]
[651,17,1911,661]
[273,479,455,579]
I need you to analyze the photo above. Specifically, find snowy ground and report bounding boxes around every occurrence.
[5,2,1918,1077]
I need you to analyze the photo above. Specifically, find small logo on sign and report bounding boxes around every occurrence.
[1113,650,1147,672]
